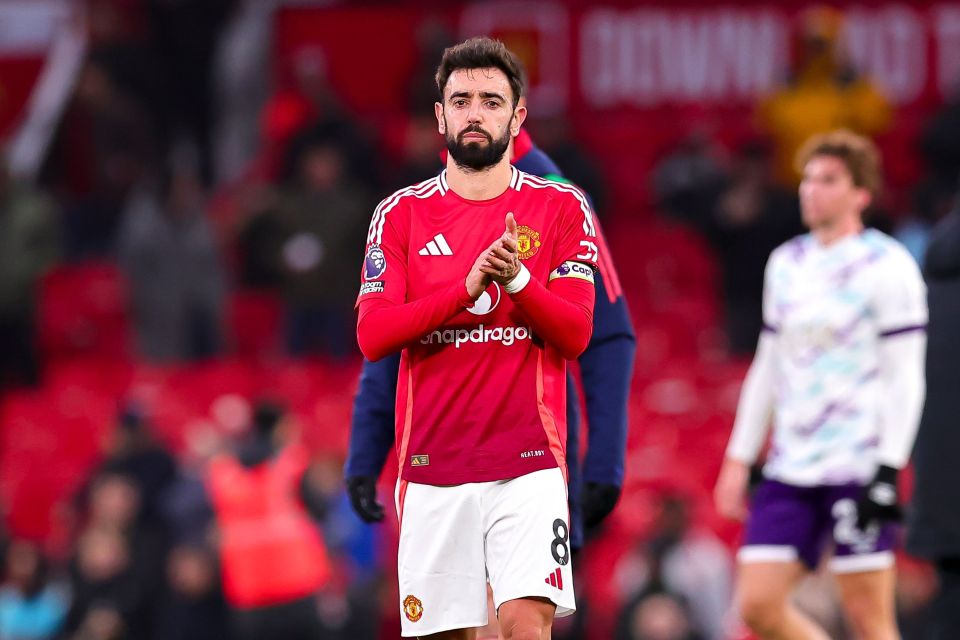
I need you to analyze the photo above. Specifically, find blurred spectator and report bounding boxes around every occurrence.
[302,457,383,639]
[64,527,140,640]
[83,1,159,130]
[533,115,608,214]
[896,562,937,639]
[97,403,177,531]
[657,140,802,354]
[145,0,237,186]
[268,140,371,358]
[615,590,705,640]
[159,430,221,549]
[908,208,960,639]
[918,90,960,203]
[47,59,154,259]
[652,132,727,226]
[894,187,952,267]
[904,95,960,264]
[206,401,330,640]
[615,493,732,640]
[390,115,443,190]
[262,49,377,187]
[0,157,59,389]
[67,604,126,640]
[405,19,455,114]
[157,544,231,640]
[212,0,275,185]
[757,6,891,186]
[71,472,166,639]
[117,161,226,362]
[0,540,67,639]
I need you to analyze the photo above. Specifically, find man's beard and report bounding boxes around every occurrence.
[445,121,511,171]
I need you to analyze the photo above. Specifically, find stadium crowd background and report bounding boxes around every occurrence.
[0,0,958,638]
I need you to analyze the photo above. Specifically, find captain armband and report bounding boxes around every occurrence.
[548,261,595,284]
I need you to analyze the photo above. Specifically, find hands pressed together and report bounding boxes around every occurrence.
[466,212,523,299]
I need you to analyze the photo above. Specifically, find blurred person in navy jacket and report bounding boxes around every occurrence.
[907,205,960,639]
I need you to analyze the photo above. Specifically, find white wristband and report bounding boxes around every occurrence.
[504,262,531,294]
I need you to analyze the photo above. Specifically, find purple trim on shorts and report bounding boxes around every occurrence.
[762,323,778,334]
[879,324,927,338]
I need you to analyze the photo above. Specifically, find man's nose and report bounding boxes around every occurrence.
[467,100,483,122]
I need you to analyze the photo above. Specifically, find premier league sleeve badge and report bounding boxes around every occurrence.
[364,244,387,280]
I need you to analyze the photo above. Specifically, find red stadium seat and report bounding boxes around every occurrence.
[38,263,131,363]
[0,388,114,540]
[228,290,283,359]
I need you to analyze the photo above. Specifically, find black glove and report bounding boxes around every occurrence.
[855,465,902,531]
[346,476,385,523]
[582,482,621,530]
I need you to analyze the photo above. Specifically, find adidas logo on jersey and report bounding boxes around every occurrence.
[418,234,453,256]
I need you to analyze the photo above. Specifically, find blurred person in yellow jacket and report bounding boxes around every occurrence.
[758,6,891,187]
[207,401,330,640]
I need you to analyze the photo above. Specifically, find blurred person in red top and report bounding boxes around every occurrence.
[206,401,330,640]
[355,37,598,639]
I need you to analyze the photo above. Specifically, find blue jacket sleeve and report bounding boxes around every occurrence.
[519,145,636,487]
[345,354,400,479]
[578,269,636,487]
[514,147,564,179]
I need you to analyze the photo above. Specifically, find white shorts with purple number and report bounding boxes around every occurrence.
[394,468,575,637]
[738,479,897,574]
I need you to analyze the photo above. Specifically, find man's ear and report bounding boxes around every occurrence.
[435,102,445,135]
[511,103,527,137]
[857,187,873,214]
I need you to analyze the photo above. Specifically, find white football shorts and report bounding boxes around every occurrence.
[395,467,575,637]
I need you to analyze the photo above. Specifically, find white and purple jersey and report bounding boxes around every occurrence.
[762,230,927,486]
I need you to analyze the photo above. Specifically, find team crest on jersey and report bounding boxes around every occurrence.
[516,225,541,260]
[403,595,424,622]
[364,244,387,280]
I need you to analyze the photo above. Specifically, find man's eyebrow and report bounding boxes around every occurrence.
[448,90,507,102]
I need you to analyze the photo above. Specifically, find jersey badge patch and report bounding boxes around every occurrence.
[516,225,542,260]
[403,594,424,622]
[410,455,430,467]
[364,244,387,280]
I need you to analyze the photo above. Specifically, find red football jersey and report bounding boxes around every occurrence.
[357,166,599,485]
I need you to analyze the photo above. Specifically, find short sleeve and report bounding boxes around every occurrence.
[873,251,928,337]
[551,189,599,272]
[356,198,408,308]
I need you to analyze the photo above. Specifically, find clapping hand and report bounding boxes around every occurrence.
[480,212,522,286]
